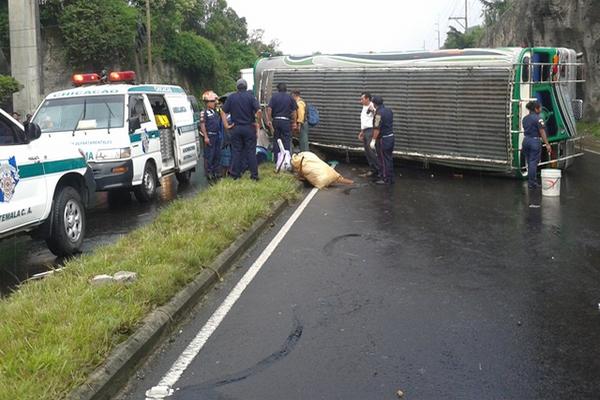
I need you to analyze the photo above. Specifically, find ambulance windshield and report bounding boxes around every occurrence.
[33,95,124,133]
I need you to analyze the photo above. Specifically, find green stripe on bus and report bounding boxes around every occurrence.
[19,158,87,179]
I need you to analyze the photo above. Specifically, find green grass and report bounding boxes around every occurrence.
[0,167,299,400]
[578,121,600,139]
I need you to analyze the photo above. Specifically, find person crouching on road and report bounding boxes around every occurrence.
[291,90,309,152]
[200,91,224,181]
[221,79,262,181]
[358,92,378,178]
[267,83,297,161]
[370,96,395,185]
[522,100,552,189]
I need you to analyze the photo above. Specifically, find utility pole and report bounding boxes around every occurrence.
[449,0,468,33]
[145,0,153,82]
[435,22,441,49]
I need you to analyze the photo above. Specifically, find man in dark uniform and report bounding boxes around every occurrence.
[370,96,395,185]
[266,83,297,162]
[221,79,263,180]
[200,90,223,181]
[522,100,551,189]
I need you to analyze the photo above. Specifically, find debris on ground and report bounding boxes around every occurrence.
[91,271,138,285]
[396,389,405,398]
[91,274,114,286]
[114,271,138,283]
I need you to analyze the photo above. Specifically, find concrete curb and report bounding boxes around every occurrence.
[68,199,291,400]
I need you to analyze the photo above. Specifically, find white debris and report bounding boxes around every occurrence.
[396,389,405,398]
[145,385,174,399]
[91,274,114,286]
[113,271,138,283]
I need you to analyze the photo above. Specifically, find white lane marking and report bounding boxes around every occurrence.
[585,148,600,156]
[146,187,320,399]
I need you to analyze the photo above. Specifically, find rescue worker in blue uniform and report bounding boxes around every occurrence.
[221,79,263,180]
[370,96,395,185]
[266,83,297,162]
[522,100,552,189]
[200,90,223,181]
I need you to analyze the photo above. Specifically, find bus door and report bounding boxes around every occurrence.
[164,95,198,172]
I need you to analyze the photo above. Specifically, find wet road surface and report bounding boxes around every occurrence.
[0,171,209,296]
[120,152,600,399]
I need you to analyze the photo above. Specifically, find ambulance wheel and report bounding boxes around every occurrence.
[134,162,158,203]
[175,170,192,185]
[46,186,85,257]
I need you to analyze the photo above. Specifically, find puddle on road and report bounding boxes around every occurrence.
[0,173,209,297]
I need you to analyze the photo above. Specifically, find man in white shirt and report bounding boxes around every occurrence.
[358,92,379,178]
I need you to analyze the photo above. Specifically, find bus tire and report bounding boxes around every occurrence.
[175,170,192,185]
[46,186,85,257]
[134,162,158,203]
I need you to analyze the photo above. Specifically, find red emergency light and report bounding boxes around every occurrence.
[72,73,101,86]
[109,71,136,83]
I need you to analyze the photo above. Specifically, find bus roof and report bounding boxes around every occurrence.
[45,84,187,100]
[255,48,527,72]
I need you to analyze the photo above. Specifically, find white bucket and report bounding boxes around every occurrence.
[541,169,561,197]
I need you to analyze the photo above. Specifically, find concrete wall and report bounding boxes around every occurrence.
[8,0,42,116]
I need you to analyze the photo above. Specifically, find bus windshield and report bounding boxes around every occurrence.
[33,95,125,133]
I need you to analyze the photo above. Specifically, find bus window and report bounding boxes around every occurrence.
[522,56,530,82]
[535,90,558,137]
[128,95,150,124]
[532,53,550,82]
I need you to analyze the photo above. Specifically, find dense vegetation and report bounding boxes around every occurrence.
[0,74,19,103]
[443,0,509,49]
[0,0,278,94]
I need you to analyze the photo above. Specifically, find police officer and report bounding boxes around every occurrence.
[522,100,552,189]
[370,96,395,185]
[266,83,297,162]
[200,90,223,181]
[221,79,262,180]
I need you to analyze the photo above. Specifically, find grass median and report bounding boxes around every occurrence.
[578,121,600,139]
[0,166,299,400]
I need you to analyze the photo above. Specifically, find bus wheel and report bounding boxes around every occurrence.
[175,170,192,185]
[46,186,85,257]
[134,162,158,203]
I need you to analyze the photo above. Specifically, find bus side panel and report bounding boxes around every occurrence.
[269,67,513,170]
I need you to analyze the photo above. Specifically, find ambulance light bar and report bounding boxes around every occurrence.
[109,71,136,83]
[72,73,101,86]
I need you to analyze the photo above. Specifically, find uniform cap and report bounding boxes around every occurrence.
[236,78,248,90]
[372,96,384,106]
[202,90,218,101]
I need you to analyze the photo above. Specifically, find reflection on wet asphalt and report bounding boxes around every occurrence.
[0,171,209,296]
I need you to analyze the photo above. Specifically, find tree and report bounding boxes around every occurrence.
[443,26,485,49]
[480,0,510,26]
[0,75,20,103]
[59,0,138,68]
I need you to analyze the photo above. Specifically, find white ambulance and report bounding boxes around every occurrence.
[31,71,201,202]
[0,108,95,256]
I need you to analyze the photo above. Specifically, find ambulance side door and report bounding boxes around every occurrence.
[128,94,157,182]
[0,114,47,234]
[165,95,198,172]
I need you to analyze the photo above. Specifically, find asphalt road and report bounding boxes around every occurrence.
[118,152,600,400]
[0,170,209,296]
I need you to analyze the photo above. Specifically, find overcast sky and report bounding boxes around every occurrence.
[226,0,484,55]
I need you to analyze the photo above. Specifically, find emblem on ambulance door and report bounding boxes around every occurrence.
[0,156,20,203]
[141,130,150,154]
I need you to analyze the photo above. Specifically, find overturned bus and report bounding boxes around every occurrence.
[254,48,584,176]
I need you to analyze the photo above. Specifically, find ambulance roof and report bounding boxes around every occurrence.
[45,84,187,100]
